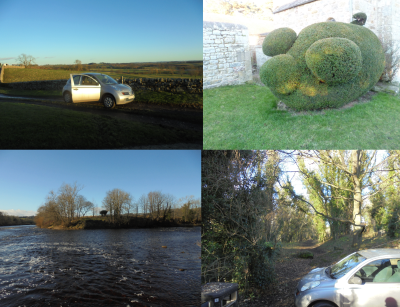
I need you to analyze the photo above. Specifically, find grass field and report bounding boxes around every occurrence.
[0,101,201,149]
[204,83,400,149]
[3,65,202,83]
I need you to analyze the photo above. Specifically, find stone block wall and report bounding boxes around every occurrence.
[3,79,68,90]
[203,21,252,89]
[0,65,4,83]
[116,78,202,94]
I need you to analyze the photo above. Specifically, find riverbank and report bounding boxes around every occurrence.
[42,216,200,230]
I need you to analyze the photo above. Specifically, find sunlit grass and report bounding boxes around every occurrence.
[204,83,400,149]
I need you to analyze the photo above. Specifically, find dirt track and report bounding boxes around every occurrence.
[240,240,327,307]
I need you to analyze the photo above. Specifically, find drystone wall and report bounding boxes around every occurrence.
[203,21,252,89]
[3,78,202,94]
[3,79,68,90]
[0,65,4,83]
[115,78,202,94]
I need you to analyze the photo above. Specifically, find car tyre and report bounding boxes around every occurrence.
[63,91,73,103]
[312,302,336,307]
[103,94,116,109]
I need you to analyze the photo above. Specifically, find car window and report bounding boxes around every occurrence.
[330,253,367,279]
[354,258,400,283]
[81,76,98,86]
[73,75,81,85]
[96,74,118,85]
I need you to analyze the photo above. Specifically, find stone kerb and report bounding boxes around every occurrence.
[203,21,252,89]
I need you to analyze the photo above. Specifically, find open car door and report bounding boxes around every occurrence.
[71,74,101,103]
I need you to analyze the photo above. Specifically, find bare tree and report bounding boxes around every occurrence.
[102,189,132,222]
[57,182,84,222]
[82,201,94,217]
[15,54,36,67]
[380,40,400,82]
[74,59,82,71]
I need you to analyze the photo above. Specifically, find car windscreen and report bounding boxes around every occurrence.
[330,252,367,279]
[95,74,118,85]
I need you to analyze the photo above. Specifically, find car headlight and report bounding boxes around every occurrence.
[300,281,320,292]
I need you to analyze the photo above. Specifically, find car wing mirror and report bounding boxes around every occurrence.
[348,276,362,284]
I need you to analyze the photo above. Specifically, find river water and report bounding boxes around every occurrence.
[0,225,200,307]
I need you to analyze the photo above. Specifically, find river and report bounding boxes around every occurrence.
[0,225,200,307]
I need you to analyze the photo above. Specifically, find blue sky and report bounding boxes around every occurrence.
[0,0,202,65]
[0,150,201,216]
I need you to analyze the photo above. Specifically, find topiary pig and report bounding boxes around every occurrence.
[260,13,385,111]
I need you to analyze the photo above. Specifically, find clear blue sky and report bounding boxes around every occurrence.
[0,150,201,216]
[0,0,202,65]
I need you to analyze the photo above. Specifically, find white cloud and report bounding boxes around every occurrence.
[0,209,37,216]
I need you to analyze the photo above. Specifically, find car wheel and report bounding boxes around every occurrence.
[63,91,72,103]
[103,94,115,109]
[312,302,336,307]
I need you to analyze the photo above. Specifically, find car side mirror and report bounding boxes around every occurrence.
[348,276,362,284]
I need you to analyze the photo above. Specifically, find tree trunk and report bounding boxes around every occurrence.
[352,150,363,247]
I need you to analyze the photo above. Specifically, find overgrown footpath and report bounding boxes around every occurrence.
[204,83,400,149]
[240,232,400,307]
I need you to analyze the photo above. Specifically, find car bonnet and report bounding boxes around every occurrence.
[297,267,334,290]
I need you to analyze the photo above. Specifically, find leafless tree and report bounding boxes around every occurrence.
[102,189,132,222]
[57,182,84,222]
[380,40,400,82]
[74,59,82,71]
[15,54,36,67]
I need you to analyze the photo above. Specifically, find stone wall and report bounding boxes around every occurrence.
[203,21,252,89]
[3,79,68,90]
[116,78,202,94]
[2,78,203,94]
[0,65,4,83]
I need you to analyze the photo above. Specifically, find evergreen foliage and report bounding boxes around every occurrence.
[262,27,297,57]
[261,16,385,111]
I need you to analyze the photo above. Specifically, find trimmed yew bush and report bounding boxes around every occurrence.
[261,19,385,111]
[262,27,297,57]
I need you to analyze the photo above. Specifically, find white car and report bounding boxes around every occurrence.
[62,73,135,108]
[295,249,400,307]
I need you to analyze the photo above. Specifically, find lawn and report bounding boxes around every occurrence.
[204,83,400,149]
[0,101,200,149]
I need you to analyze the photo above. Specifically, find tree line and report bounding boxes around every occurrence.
[0,212,35,226]
[35,182,200,228]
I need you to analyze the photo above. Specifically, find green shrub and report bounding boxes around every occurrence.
[261,18,385,111]
[305,37,362,85]
[297,251,314,259]
[262,27,297,57]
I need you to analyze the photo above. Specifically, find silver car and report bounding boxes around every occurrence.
[62,73,135,108]
[295,249,400,307]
